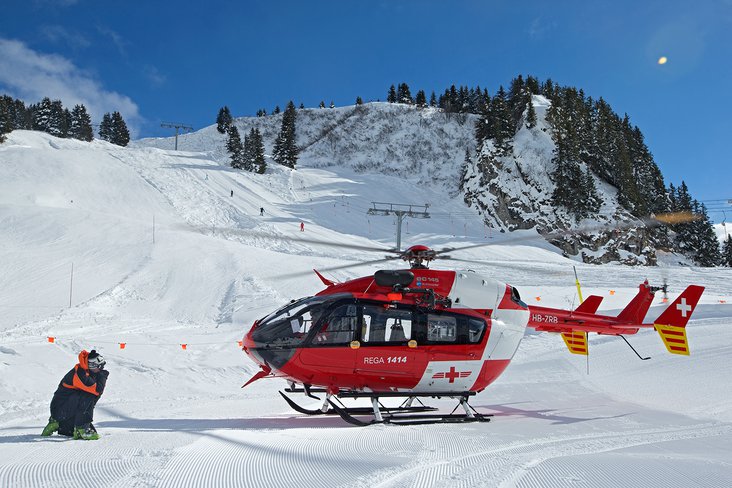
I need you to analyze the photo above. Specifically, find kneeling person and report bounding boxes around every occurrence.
[41,349,109,440]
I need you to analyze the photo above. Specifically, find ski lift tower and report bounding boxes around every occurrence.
[367,202,430,251]
[160,122,193,150]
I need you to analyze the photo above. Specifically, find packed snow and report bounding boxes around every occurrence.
[1,129,731,487]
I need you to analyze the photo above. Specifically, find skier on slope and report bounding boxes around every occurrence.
[41,349,109,440]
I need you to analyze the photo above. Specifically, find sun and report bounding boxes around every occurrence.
[658,56,668,65]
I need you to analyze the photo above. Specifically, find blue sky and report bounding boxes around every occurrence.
[2,0,731,220]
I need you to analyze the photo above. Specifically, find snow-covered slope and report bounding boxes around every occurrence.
[138,99,668,265]
[1,130,731,487]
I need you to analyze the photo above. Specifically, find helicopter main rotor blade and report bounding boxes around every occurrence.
[180,224,399,254]
[439,256,572,276]
[272,255,403,279]
[433,211,700,256]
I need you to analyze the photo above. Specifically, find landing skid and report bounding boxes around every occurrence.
[279,390,491,426]
[279,391,436,417]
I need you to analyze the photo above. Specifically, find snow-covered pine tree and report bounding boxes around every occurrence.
[723,235,732,267]
[251,127,266,174]
[273,101,298,168]
[69,104,94,141]
[99,113,113,142]
[526,75,540,95]
[216,106,232,134]
[60,107,72,138]
[32,97,54,134]
[429,91,437,107]
[387,85,397,103]
[397,83,413,104]
[319,101,325,109]
[0,95,30,133]
[490,86,513,154]
[110,112,130,146]
[242,130,254,172]
[508,75,529,129]
[415,90,427,108]
[690,202,721,267]
[226,124,244,169]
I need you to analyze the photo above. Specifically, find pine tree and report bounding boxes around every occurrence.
[251,128,266,174]
[299,103,305,109]
[0,96,12,143]
[272,101,298,168]
[216,106,232,134]
[690,202,721,266]
[32,97,54,134]
[60,107,72,138]
[526,75,540,95]
[110,112,130,146]
[330,101,335,108]
[319,101,325,109]
[242,130,254,172]
[99,113,113,141]
[490,86,513,153]
[69,104,93,141]
[429,91,437,107]
[0,95,30,137]
[226,124,244,169]
[387,85,397,103]
[415,90,427,107]
[723,235,732,267]
[274,105,281,114]
[508,75,529,129]
[355,96,363,105]
[396,83,413,104]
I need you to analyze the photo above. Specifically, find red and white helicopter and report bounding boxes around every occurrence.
[240,227,704,425]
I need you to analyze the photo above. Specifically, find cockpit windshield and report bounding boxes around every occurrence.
[250,294,350,348]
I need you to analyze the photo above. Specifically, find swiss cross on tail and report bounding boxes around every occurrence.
[653,285,705,355]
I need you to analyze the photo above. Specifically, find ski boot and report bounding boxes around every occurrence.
[73,424,99,440]
[41,417,59,437]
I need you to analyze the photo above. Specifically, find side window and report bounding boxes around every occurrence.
[468,318,486,343]
[362,305,385,343]
[385,310,412,342]
[427,314,457,342]
[312,304,359,345]
[362,305,412,344]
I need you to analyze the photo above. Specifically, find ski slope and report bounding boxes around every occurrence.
[1,130,731,487]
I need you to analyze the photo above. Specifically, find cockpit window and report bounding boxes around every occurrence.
[311,304,359,345]
[251,294,349,348]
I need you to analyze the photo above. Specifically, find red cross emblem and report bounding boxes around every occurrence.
[432,366,471,383]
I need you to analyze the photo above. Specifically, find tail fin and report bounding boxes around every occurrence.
[654,285,705,355]
[575,295,603,314]
[616,281,655,324]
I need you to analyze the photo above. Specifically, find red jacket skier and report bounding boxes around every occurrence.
[41,349,109,440]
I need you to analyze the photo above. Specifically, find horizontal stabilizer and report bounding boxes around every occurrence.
[656,324,689,355]
[575,295,603,314]
[561,331,588,355]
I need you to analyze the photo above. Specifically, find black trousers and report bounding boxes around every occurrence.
[50,389,99,436]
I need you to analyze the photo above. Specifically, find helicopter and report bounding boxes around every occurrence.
[240,230,705,426]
